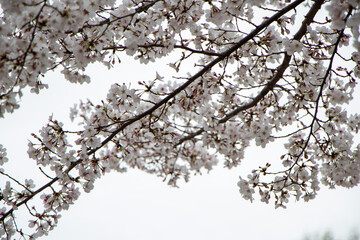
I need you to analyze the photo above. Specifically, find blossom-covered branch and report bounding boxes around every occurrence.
[1,0,360,239]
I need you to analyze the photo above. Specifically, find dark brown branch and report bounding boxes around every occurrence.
[82,0,160,29]
[104,44,222,57]
[175,129,204,147]
[0,171,33,193]
[289,6,353,168]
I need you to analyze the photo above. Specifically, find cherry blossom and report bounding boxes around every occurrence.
[1,0,360,238]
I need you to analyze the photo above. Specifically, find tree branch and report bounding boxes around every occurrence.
[104,44,222,56]
[289,6,353,168]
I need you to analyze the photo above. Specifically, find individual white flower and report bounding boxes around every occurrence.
[237,177,255,202]
[0,144,8,166]
[283,38,303,55]
[25,179,36,189]
[0,206,6,216]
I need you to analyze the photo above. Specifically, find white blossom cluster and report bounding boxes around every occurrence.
[1,0,360,238]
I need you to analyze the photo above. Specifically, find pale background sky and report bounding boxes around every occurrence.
[0,56,359,240]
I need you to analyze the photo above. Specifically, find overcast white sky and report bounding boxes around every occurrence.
[0,56,359,240]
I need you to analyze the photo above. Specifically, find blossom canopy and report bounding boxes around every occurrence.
[0,0,360,239]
